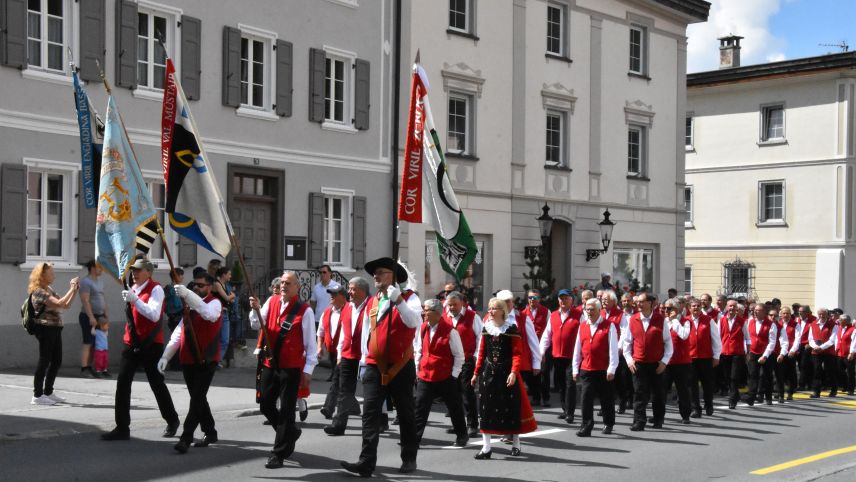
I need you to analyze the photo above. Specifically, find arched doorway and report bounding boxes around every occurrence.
[550,220,573,290]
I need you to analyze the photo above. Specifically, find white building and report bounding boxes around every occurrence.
[685,37,856,310]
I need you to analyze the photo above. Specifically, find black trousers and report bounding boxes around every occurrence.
[522,370,541,404]
[180,362,217,442]
[798,344,814,389]
[776,354,798,397]
[115,344,179,431]
[414,376,467,444]
[540,351,554,402]
[691,358,715,413]
[331,358,361,430]
[580,370,615,427]
[259,366,302,457]
[719,354,746,405]
[837,357,855,393]
[324,362,341,415]
[552,358,576,418]
[812,354,838,395]
[615,356,633,409]
[664,363,692,420]
[459,358,478,429]
[632,362,665,424]
[33,326,63,397]
[747,353,773,402]
[359,361,418,471]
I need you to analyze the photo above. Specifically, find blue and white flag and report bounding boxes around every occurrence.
[96,96,159,280]
[72,70,104,208]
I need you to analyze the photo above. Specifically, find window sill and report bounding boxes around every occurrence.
[545,53,573,64]
[446,28,480,42]
[684,222,695,229]
[628,72,652,81]
[445,152,479,161]
[627,175,650,181]
[544,163,572,172]
[236,106,280,122]
[685,146,695,153]
[321,121,359,134]
[132,87,165,102]
[18,260,81,273]
[21,68,72,86]
[757,139,787,147]
[756,221,788,228]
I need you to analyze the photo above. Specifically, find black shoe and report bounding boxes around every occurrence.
[557,413,567,420]
[193,433,218,447]
[705,407,714,416]
[468,428,479,438]
[576,426,592,437]
[380,413,389,433]
[174,440,190,454]
[829,391,838,398]
[163,420,180,437]
[455,436,468,447]
[324,425,345,436]
[299,409,308,422]
[601,425,613,435]
[99,371,112,378]
[399,460,417,474]
[510,447,522,457]
[787,394,794,400]
[597,410,603,416]
[446,427,456,434]
[728,402,737,409]
[810,393,820,399]
[765,399,773,405]
[341,461,373,477]
[265,454,284,469]
[630,422,645,432]
[680,418,691,425]
[616,406,626,414]
[652,420,663,429]
[647,416,655,424]
[263,419,273,425]
[101,428,130,441]
[474,450,492,460]
[320,408,333,419]
[392,415,400,425]
[566,415,574,425]
[848,391,854,396]
[690,410,702,419]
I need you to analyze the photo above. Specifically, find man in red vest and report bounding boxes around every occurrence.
[249,271,317,469]
[539,289,579,423]
[414,298,468,447]
[155,271,222,453]
[601,291,628,413]
[796,305,817,390]
[719,299,749,409]
[325,277,371,435]
[317,285,350,420]
[808,308,839,398]
[572,298,618,436]
[664,298,692,424]
[522,289,551,406]
[776,306,801,401]
[745,304,778,406]
[687,298,720,417]
[102,257,179,441]
[444,291,482,438]
[342,257,422,477]
[623,292,672,431]
[837,314,855,396]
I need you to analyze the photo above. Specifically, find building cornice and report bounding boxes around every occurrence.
[686,157,856,174]
[648,0,710,22]
[688,51,856,88]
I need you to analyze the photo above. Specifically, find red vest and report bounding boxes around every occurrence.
[628,312,665,363]
[321,304,350,353]
[799,315,816,345]
[523,305,549,339]
[262,296,310,369]
[837,325,854,358]
[417,321,454,382]
[517,317,535,372]
[720,315,747,356]
[341,300,367,361]
[669,319,692,365]
[602,306,624,339]
[704,307,721,321]
[123,280,164,346]
[445,308,478,359]
[810,320,836,356]
[748,317,774,356]
[780,318,797,352]
[179,294,223,364]
[688,314,714,359]
[549,311,580,359]
[579,320,611,372]
[364,294,417,367]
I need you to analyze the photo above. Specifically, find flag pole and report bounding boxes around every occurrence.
[391,0,403,261]
[94,59,205,364]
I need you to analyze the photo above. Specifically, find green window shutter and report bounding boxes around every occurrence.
[275,39,293,117]
[78,0,105,82]
[180,15,202,100]
[0,0,27,69]
[354,59,370,130]
[307,192,324,267]
[221,26,241,107]
[114,0,138,89]
[0,163,27,264]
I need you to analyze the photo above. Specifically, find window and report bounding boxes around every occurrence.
[684,186,693,226]
[612,247,655,293]
[136,9,171,90]
[545,110,566,167]
[546,2,566,56]
[629,25,646,74]
[723,259,754,297]
[761,105,785,142]
[27,170,65,258]
[448,0,471,33]
[685,115,694,149]
[325,57,347,123]
[684,266,693,295]
[627,126,646,176]
[447,93,473,155]
[27,0,68,73]
[321,190,353,266]
[758,181,785,224]
[241,37,267,108]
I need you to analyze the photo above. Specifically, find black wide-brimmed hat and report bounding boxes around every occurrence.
[364,257,408,284]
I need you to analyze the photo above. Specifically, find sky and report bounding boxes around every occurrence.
[687,0,856,73]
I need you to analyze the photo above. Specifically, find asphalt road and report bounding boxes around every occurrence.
[1,367,855,481]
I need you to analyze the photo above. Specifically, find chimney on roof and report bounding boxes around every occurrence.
[719,35,743,69]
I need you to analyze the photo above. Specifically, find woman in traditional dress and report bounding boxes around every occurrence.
[470,297,537,459]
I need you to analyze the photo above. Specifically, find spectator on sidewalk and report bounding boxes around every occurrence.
[78,260,107,378]
[311,265,340,317]
[93,319,111,378]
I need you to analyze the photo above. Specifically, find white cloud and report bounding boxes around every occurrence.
[686,0,787,73]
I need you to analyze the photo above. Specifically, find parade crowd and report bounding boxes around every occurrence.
[24,258,856,478]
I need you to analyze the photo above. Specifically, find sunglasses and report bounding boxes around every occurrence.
[528,296,539,301]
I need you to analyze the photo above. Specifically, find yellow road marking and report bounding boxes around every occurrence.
[832,400,856,408]
[751,446,856,475]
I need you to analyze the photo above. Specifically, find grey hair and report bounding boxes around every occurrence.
[581,289,594,298]
[585,298,602,311]
[602,290,618,303]
[841,314,852,324]
[446,290,465,302]
[281,270,298,280]
[348,276,370,295]
[664,298,681,309]
[423,298,443,313]
[270,277,281,288]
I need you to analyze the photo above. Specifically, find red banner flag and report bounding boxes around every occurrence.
[397,68,427,223]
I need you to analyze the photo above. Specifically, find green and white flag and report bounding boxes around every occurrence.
[398,63,477,281]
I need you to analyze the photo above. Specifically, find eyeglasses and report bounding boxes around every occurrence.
[528,296,539,301]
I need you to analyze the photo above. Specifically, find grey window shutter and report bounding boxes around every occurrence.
[178,236,197,267]
[180,15,202,100]
[354,59,370,130]
[76,177,96,265]
[307,192,324,268]
[78,0,105,82]
[275,39,293,117]
[221,26,241,107]
[308,48,326,122]
[114,0,138,89]
[0,163,27,264]
[352,196,366,269]
[1,0,27,69]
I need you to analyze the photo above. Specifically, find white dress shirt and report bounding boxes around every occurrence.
[316,305,343,340]
[747,317,778,358]
[448,308,483,359]
[336,298,368,361]
[622,313,674,365]
[521,315,542,370]
[779,320,802,356]
[670,317,691,340]
[414,322,465,379]
[807,321,839,351]
[162,295,222,361]
[691,315,722,360]
[131,280,165,323]
[358,291,422,367]
[249,296,318,375]
[850,328,856,354]
[572,316,618,377]
[539,309,573,357]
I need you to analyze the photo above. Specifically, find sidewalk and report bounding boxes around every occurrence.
[0,364,338,442]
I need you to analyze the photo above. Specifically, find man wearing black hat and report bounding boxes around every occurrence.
[341,257,422,477]
[317,285,351,419]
